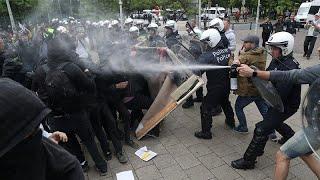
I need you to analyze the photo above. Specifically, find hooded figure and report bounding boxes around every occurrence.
[0,78,84,180]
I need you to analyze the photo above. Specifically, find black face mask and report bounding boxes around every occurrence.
[0,129,46,180]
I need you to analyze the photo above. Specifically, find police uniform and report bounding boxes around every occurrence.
[232,55,301,169]
[195,45,235,139]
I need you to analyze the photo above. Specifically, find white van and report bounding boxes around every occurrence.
[201,7,226,21]
[307,0,320,21]
[295,0,320,25]
[295,2,312,25]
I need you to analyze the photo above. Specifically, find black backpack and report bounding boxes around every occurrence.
[45,62,78,108]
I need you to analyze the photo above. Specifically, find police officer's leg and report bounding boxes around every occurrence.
[194,89,216,139]
[221,92,235,129]
[275,109,297,144]
[70,110,107,171]
[231,121,270,169]
[231,108,291,169]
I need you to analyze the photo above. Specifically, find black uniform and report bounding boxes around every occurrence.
[260,22,273,47]
[165,31,180,49]
[285,20,298,34]
[232,54,301,169]
[195,44,235,138]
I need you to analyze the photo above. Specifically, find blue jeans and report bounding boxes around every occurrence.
[235,96,268,129]
[280,127,320,159]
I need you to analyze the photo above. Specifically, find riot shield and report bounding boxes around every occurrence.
[250,65,284,112]
[133,46,204,139]
[302,78,320,159]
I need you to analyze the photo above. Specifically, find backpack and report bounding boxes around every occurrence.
[45,62,78,109]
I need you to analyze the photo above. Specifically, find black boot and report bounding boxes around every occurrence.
[182,97,194,109]
[194,113,212,139]
[231,158,255,170]
[194,131,212,139]
[231,127,268,170]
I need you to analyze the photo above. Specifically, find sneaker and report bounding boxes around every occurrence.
[95,166,108,176]
[306,56,311,60]
[268,133,278,142]
[81,161,89,172]
[182,101,194,109]
[116,151,128,164]
[233,126,249,134]
[303,53,307,57]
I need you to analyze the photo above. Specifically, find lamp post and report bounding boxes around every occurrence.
[255,0,261,34]
[119,0,123,30]
[198,0,201,28]
[5,0,16,33]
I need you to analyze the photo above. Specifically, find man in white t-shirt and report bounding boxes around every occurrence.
[304,13,320,59]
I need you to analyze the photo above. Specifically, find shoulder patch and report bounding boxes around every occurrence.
[292,58,300,68]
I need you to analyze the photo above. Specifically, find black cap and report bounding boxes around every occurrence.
[241,35,260,46]
[0,78,51,157]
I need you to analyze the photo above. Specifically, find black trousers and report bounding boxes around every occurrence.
[89,105,112,154]
[61,133,86,163]
[304,36,317,57]
[256,107,296,138]
[200,87,234,132]
[262,33,271,47]
[51,109,107,169]
[125,94,159,133]
[243,107,297,161]
[100,103,123,153]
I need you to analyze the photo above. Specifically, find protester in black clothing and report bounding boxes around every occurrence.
[274,16,285,33]
[45,36,108,176]
[0,78,84,180]
[285,15,298,35]
[260,18,273,47]
[231,32,301,170]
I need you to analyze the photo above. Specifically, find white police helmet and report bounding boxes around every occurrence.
[208,18,224,32]
[165,20,177,32]
[200,29,221,48]
[56,26,69,34]
[147,23,158,29]
[125,18,134,25]
[266,32,294,56]
[111,20,119,26]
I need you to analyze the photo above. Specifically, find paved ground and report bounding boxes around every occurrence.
[85,25,320,179]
